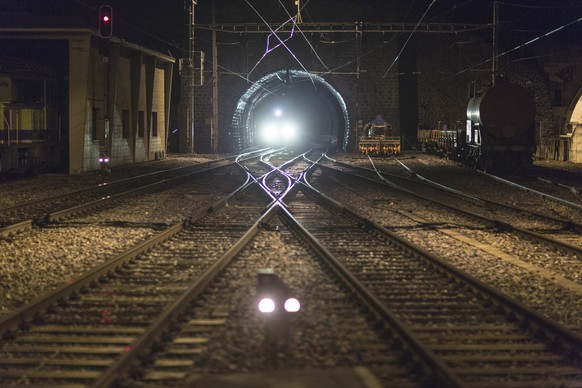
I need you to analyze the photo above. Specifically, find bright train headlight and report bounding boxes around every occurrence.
[260,122,278,143]
[281,122,297,142]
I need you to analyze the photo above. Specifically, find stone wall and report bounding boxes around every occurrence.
[180,28,577,158]
[188,31,400,152]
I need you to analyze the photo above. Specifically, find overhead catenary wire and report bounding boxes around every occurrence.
[455,15,582,78]
[276,0,331,73]
[72,0,580,95]
[245,15,297,78]
[381,0,438,79]
[497,0,582,9]
[72,0,278,97]
[244,0,316,88]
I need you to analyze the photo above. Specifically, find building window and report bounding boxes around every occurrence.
[122,109,130,139]
[92,108,99,140]
[138,110,145,138]
[152,112,158,137]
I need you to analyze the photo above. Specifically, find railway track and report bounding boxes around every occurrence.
[299,154,582,334]
[112,208,427,387]
[0,149,306,385]
[289,173,582,386]
[111,157,582,386]
[2,150,581,387]
[0,155,445,386]
[113,163,582,386]
[0,175,270,386]
[490,164,581,207]
[319,155,582,253]
[0,153,264,237]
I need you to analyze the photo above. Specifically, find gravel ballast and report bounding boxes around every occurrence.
[1,153,581,338]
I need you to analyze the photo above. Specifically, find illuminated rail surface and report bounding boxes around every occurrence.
[313,156,582,316]
[0,149,305,386]
[0,167,273,386]
[288,168,582,386]
[475,169,582,212]
[1,150,581,386]
[318,156,582,252]
[0,154,263,237]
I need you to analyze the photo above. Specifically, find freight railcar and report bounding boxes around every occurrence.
[417,121,460,158]
[358,115,401,156]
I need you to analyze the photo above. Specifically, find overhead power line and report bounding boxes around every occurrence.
[455,15,582,77]
[382,0,438,79]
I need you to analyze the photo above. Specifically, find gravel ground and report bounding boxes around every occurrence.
[0,155,233,317]
[0,154,218,207]
[1,152,581,338]
[335,151,582,223]
[166,225,420,386]
[313,155,582,334]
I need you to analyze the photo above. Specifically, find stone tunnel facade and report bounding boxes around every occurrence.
[179,26,556,154]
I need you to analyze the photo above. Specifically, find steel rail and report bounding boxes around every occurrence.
[0,157,229,215]
[392,158,581,230]
[92,191,280,387]
[537,177,580,195]
[0,149,269,216]
[276,188,464,387]
[294,174,582,375]
[0,152,266,236]
[44,158,240,223]
[476,169,582,211]
[321,159,582,255]
[0,222,184,339]
[0,160,257,340]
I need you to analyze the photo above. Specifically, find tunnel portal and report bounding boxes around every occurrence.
[232,70,349,151]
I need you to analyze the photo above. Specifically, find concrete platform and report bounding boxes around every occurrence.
[185,367,383,388]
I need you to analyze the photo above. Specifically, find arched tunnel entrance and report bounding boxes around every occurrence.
[232,70,349,152]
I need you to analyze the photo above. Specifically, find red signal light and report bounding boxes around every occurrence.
[99,5,113,38]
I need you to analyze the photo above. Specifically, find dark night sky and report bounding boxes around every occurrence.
[4,0,582,57]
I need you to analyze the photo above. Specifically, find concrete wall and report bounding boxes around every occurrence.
[68,35,91,175]
[111,56,133,166]
[72,37,172,174]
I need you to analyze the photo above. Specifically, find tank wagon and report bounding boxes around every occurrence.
[418,81,536,170]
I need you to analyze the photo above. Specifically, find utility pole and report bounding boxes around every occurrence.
[179,1,197,153]
[211,4,218,152]
[492,0,498,85]
[189,0,197,153]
